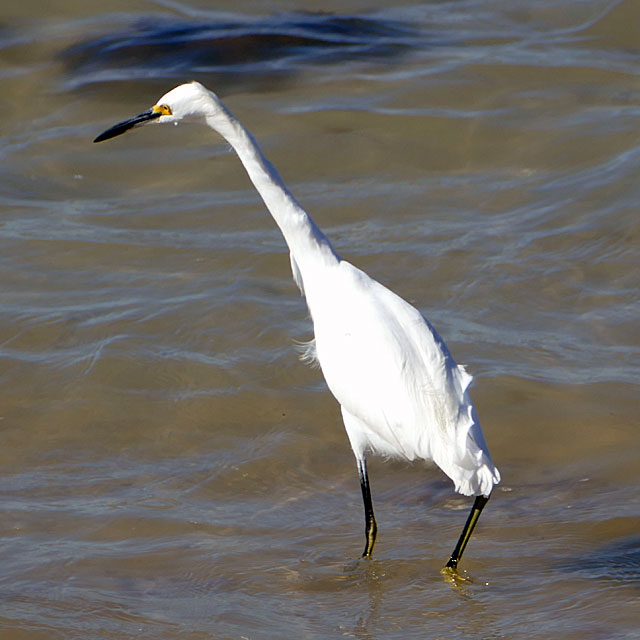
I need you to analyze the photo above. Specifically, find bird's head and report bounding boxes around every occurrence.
[94,81,217,143]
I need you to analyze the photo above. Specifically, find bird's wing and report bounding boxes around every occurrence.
[306,260,498,495]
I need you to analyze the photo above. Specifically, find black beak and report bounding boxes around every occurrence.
[93,109,161,143]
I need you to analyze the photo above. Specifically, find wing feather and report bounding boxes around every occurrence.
[305,260,499,496]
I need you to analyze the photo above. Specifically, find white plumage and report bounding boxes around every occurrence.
[307,260,499,497]
[94,81,500,570]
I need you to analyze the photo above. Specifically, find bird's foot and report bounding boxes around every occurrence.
[440,564,473,585]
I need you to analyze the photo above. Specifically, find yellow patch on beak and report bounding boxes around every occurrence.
[152,104,172,116]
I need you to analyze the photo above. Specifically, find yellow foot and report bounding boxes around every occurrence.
[440,565,473,586]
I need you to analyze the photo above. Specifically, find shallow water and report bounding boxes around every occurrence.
[1,0,639,638]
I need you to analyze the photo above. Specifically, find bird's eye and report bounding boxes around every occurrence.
[153,104,172,116]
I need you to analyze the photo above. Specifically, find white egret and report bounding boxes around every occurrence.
[94,81,500,570]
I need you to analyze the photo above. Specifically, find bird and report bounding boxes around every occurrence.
[94,81,501,570]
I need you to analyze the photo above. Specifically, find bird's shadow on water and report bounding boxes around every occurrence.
[332,556,495,639]
[341,553,483,595]
[340,557,395,640]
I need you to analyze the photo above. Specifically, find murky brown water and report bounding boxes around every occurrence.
[1,0,639,638]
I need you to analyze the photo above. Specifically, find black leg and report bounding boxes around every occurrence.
[358,458,377,557]
[445,494,490,570]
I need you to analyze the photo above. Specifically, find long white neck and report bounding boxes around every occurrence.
[202,94,340,274]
